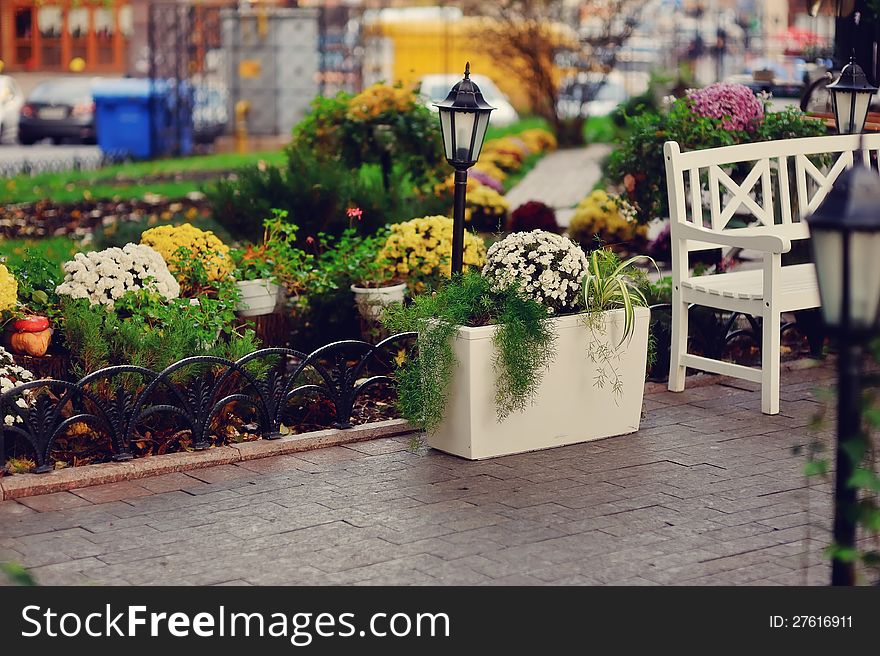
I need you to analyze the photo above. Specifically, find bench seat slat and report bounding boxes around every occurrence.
[681,263,818,304]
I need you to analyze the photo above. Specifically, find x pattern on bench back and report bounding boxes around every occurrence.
[664,133,880,256]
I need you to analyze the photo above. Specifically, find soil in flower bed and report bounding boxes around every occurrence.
[0,194,212,240]
[1,384,400,475]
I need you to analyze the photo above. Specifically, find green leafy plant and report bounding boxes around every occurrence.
[798,340,880,584]
[61,286,256,382]
[604,91,828,224]
[0,562,36,586]
[580,248,654,395]
[382,272,557,431]
[231,210,315,298]
[6,255,63,318]
[313,227,395,290]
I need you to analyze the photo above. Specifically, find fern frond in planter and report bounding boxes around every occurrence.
[382,272,556,431]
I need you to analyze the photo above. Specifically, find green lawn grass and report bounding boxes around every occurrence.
[1,150,286,205]
[0,235,80,269]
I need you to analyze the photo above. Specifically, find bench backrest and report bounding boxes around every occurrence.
[663,133,880,256]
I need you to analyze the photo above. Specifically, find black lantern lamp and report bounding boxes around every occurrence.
[435,62,495,274]
[827,57,878,135]
[807,157,880,586]
[807,163,880,336]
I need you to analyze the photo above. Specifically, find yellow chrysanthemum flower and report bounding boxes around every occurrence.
[0,264,18,313]
[377,216,487,292]
[518,128,557,153]
[568,190,647,250]
[346,84,417,121]
[140,223,232,282]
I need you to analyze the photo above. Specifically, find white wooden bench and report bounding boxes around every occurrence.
[663,133,880,414]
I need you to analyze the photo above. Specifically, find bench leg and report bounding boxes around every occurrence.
[668,300,688,392]
[761,308,781,415]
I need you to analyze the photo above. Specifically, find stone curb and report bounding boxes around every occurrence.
[0,419,415,501]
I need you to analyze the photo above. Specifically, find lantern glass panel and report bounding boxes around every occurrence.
[813,228,880,329]
[850,230,880,328]
[471,112,491,162]
[452,110,476,163]
[813,228,844,326]
[439,109,454,161]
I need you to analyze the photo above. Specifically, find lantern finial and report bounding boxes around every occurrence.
[464,62,470,79]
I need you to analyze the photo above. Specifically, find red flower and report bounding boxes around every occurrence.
[347,207,363,221]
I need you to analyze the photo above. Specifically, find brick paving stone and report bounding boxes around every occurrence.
[136,472,207,494]
[0,500,35,517]
[16,491,94,512]
[71,481,155,504]
[0,366,860,585]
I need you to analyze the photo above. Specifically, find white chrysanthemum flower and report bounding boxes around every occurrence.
[56,243,180,308]
[0,346,37,424]
[482,230,587,314]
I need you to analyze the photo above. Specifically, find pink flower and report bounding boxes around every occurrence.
[686,83,764,132]
[347,207,363,221]
[306,236,315,245]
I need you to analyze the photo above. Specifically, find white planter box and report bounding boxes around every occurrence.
[236,279,282,317]
[427,306,650,460]
[351,282,407,321]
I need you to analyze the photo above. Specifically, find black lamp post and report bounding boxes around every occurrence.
[827,57,878,134]
[434,62,494,274]
[806,158,880,585]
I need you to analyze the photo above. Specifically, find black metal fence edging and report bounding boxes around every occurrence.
[0,333,417,475]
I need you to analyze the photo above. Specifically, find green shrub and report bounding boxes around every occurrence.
[604,91,828,224]
[61,288,257,379]
[206,145,446,244]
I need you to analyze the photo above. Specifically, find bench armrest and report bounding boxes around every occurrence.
[675,223,792,254]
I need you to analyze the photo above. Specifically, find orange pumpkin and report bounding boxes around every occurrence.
[10,328,53,357]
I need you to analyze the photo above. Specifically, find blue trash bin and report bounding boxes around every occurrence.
[93,79,193,159]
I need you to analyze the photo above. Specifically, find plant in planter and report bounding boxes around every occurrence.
[384,229,652,460]
[580,248,656,395]
[231,210,314,317]
[331,229,406,323]
[4,255,69,358]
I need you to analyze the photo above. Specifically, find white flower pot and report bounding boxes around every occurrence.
[236,279,282,317]
[427,306,650,460]
[351,282,407,322]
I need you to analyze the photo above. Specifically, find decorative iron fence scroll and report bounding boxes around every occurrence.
[0,333,416,474]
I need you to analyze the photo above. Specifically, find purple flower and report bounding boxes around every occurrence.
[686,83,764,132]
[469,170,505,193]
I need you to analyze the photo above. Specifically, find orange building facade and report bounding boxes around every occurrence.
[0,0,133,73]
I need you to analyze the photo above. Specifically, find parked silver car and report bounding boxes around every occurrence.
[0,76,25,145]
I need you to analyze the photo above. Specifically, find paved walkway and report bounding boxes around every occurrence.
[0,364,840,586]
[506,144,612,226]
